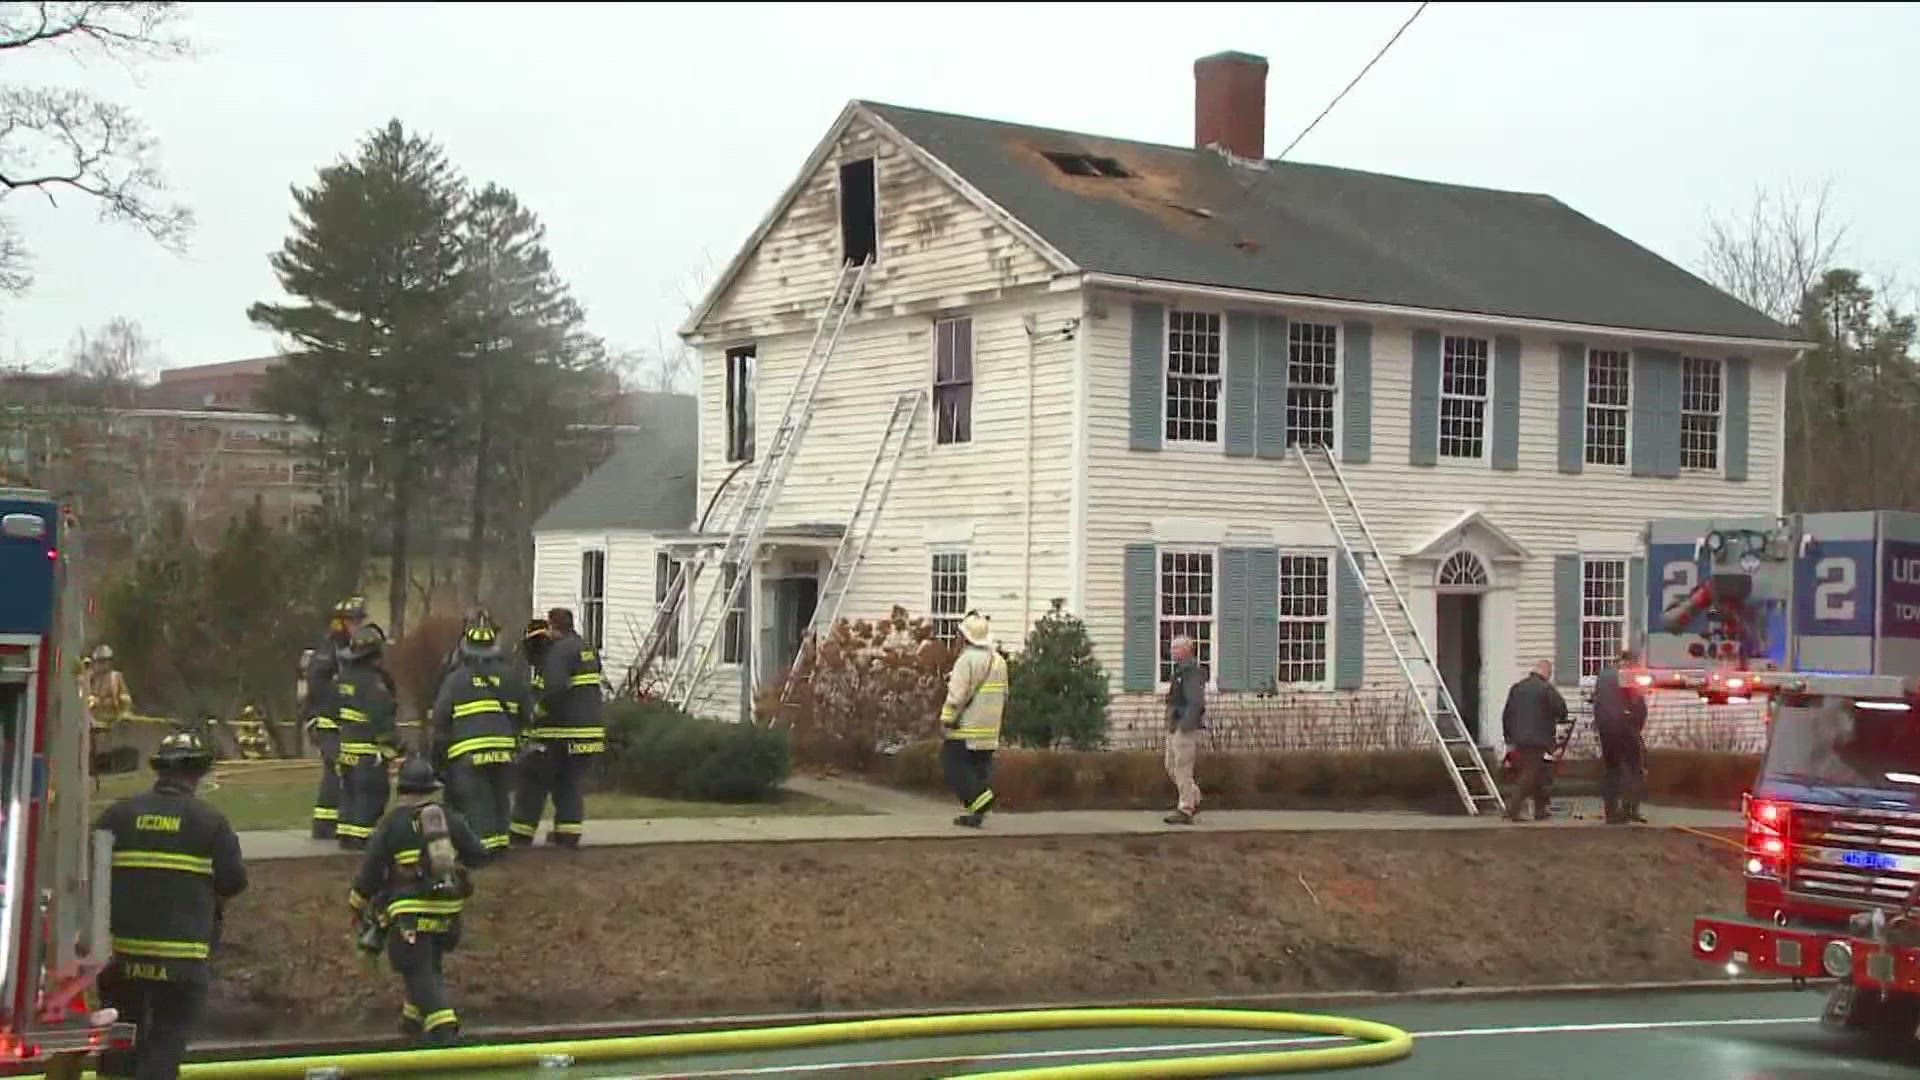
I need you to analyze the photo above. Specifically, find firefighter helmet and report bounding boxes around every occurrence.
[333,595,368,619]
[523,618,550,643]
[150,732,215,775]
[960,610,994,647]
[395,754,441,795]
[342,623,387,661]
[91,644,114,663]
[460,622,501,659]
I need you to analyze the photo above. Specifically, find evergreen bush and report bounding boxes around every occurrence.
[1004,599,1111,750]
[598,698,790,802]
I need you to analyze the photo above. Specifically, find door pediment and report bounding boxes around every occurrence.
[1407,509,1531,564]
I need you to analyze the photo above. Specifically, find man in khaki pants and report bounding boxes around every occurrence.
[1163,635,1207,824]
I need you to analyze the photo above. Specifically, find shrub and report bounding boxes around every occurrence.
[1004,600,1110,751]
[598,698,791,802]
[386,613,462,718]
[759,606,958,772]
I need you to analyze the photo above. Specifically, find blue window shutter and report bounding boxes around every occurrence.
[1654,350,1682,478]
[1218,548,1250,690]
[1557,341,1584,474]
[1628,555,1647,650]
[1255,314,1290,459]
[1410,329,1440,466]
[1554,554,1582,686]
[1129,302,1164,452]
[1247,547,1279,692]
[1123,544,1158,691]
[1492,335,1521,471]
[1335,552,1367,689]
[1342,321,1372,463]
[1629,347,1666,477]
[1725,355,1751,481]
[1224,311,1257,457]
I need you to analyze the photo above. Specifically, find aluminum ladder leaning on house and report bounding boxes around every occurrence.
[620,478,751,697]
[1296,444,1507,817]
[774,389,926,714]
[662,255,876,714]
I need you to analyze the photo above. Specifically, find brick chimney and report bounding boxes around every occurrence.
[1193,51,1269,160]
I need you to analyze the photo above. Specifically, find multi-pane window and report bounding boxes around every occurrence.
[653,552,682,660]
[580,549,606,650]
[1286,322,1339,449]
[725,345,755,463]
[933,318,973,445]
[930,551,968,644]
[1585,349,1630,466]
[1681,356,1723,472]
[1439,336,1489,460]
[1164,310,1222,443]
[722,564,747,665]
[1157,549,1215,683]
[1276,553,1332,685]
[1581,558,1628,678]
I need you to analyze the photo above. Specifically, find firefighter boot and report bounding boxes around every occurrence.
[1626,799,1649,824]
[1603,796,1624,824]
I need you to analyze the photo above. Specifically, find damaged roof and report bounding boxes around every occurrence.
[860,102,1795,343]
[535,392,697,534]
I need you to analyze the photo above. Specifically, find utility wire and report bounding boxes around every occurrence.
[1222,0,1431,212]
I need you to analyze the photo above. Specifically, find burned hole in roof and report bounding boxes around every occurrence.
[1041,151,1133,179]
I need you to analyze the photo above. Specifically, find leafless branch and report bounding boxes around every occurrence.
[1700,179,1847,326]
[0,2,188,60]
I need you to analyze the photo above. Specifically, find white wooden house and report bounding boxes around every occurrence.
[553,51,1803,749]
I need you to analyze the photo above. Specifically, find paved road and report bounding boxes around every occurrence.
[376,988,1910,1078]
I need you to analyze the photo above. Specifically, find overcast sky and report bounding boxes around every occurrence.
[2,1,1915,373]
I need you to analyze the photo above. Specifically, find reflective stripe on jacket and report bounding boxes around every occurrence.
[94,779,247,977]
[941,644,1007,751]
[431,662,526,764]
[348,798,489,932]
[534,633,604,747]
[334,660,399,762]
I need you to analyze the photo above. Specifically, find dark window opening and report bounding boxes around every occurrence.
[580,549,606,650]
[934,317,973,445]
[722,563,747,666]
[1042,151,1133,179]
[725,344,755,463]
[654,551,682,660]
[839,158,877,266]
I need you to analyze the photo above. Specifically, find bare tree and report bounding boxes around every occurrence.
[1700,180,1846,325]
[67,314,157,384]
[0,1,193,294]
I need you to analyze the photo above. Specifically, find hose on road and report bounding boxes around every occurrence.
[30,1006,1413,1079]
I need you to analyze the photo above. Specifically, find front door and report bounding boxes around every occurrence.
[1436,594,1485,742]
[766,577,820,687]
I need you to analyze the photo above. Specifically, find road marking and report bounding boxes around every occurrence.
[604,1014,1819,1077]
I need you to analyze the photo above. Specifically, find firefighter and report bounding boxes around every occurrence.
[334,623,400,851]
[431,623,528,854]
[437,607,498,686]
[940,611,1008,829]
[1500,658,1569,822]
[1593,648,1651,824]
[509,608,604,849]
[348,754,488,1045]
[303,596,365,840]
[93,732,247,1080]
[82,644,137,785]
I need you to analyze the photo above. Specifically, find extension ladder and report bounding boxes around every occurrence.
[621,477,752,696]
[776,389,926,712]
[1296,445,1505,816]
[663,256,875,712]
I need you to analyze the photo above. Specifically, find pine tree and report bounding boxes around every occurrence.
[249,119,471,640]
[1004,599,1111,750]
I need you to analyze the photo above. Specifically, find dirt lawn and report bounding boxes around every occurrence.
[204,827,1749,1039]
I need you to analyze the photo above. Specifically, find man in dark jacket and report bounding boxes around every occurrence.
[1592,648,1651,825]
[509,608,605,848]
[94,732,247,1080]
[334,624,401,851]
[301,595,365,839]
[1500,658,1569,822]
[432,623,530,854]
[1162,635,1208,825]
[349,755,489,1045]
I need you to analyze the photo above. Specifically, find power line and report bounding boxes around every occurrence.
[1274,0,1430,165]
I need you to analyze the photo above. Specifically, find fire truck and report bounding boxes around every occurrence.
[1654,512,1920,1044]
[0,489,129,1072]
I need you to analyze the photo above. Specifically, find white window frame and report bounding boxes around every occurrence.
[928,548,969,644]
[1579,556,1630,684]
[720,562,748,667]
[1680,355,1724,474]
[1284,321,1343,452]
[1583,347,1632,468]
[1438,334,1491,464]
[724,343,756,464]
[1163,308,1225,448]
[653,549,684,661]
[578,544,608,651]
[1155,544,1218,688]
[930,316,974,450]
[1274,548,1335,691]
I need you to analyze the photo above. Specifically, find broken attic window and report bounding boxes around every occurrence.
[1042,151,1133,179]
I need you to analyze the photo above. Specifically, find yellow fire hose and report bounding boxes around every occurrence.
[31,1006,1413,1079]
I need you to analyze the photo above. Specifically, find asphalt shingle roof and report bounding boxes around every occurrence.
[534,392,697,533]
[863,102,1796,343]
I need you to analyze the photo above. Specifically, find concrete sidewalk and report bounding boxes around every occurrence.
[236,774,1741,861]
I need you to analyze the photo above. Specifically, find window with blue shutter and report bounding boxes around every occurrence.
[1553,554,1581,686]
[1122,544,1157,691]
[1217,548,1251,690]
[1334,551,1367,689]
[1224,313,1258,457]
[1410,330,1440,466]
[1247,548,1279,691]
[1128,302,1164,451]
[1556,342,1585,474]
[1725,356,1751,482]
[1491,335,1521,471]
[1342,321,1372,463]
[1630,348,1676,477]
[1255,315,1290,458]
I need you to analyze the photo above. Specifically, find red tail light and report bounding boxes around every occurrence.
[1746,800,1788,879]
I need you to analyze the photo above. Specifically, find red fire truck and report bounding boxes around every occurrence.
[1683,668,1920,1045]
[0,489,129,1072]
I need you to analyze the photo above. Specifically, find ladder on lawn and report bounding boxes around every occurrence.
[776,389,926,713]
[621,478,752,697]
[1296,445,1506,817]
[662,255,875,713]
